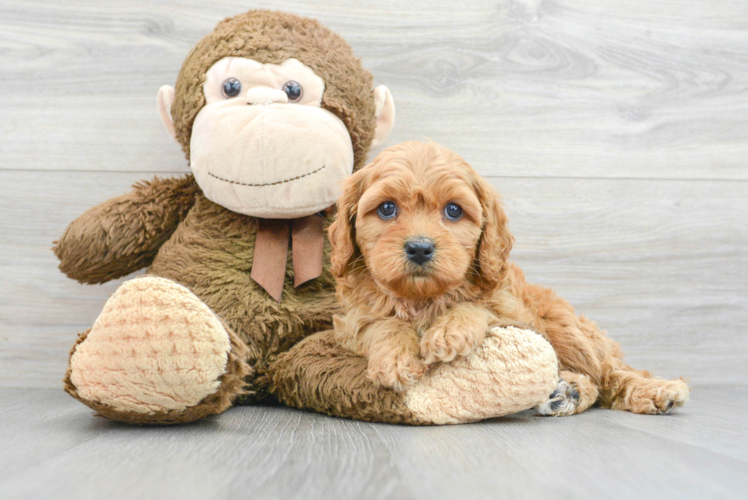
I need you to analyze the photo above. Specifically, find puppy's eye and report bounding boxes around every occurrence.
[377,201,397,220]
[444,203,463,220]
[221,78,242,98]
[282,81,303,102]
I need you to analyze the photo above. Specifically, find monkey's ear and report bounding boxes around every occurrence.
[157,85,177,140]
[371,85,395,149]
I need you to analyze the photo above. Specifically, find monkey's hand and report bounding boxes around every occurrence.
[54,175,198,284]
[421,303,495,365]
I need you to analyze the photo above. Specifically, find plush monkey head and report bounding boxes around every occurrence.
[157,10,395,218]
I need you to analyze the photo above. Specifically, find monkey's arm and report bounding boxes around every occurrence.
[54,175,199,284]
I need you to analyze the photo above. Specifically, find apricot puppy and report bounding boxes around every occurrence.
[329,141,689,415]
[330,141,510,390]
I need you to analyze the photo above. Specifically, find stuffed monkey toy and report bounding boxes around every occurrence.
[55,10,558,425]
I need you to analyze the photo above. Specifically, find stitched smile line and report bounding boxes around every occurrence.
[207,165,327,187]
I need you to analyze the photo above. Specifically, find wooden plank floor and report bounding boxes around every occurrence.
[1,386,746,500]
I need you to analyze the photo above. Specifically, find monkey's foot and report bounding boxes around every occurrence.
[64,276,251,424]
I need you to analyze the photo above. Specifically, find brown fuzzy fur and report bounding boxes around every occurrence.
[146,194,340,402]
[329,141,690,414]
[270,330,429,425]
[54,176,199,284]
[55,10,378,422]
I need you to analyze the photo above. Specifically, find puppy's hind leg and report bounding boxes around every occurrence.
[537,371,598,416]
[600,355,689,415]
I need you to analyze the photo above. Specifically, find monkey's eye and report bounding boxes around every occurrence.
[377,201,397,220]
[221,78,242,98]
[282,81,303,102]
[444,203,463,221]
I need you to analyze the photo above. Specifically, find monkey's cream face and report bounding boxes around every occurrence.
[189,57,355,218]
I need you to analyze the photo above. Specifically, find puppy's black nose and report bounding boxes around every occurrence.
[405,237,435,265]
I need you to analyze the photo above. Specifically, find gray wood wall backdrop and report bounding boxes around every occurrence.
[1,0,746,389]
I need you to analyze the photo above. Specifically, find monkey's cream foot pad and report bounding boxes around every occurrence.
[64,277,235,423]
[270,326,559,425]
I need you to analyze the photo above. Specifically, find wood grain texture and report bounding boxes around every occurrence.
[1,0,746,178]
[0,387,746,500]
[0,0,747,389]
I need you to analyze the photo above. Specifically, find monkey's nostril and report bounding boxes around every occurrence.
[404,237,435,266]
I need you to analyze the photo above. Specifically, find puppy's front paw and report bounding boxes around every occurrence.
[367,350,426,391]
[420,322,485,365]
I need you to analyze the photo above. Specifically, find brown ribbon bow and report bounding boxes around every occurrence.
[250,213,328,302]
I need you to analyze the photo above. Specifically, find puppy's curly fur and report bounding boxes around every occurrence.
[329,141,689,415]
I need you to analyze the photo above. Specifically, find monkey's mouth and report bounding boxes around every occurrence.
[207,165,327,187]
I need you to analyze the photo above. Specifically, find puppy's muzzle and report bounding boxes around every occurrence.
[404,237,435,266]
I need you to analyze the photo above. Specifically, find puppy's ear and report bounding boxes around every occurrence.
[475,179,514,289]
[329,173,365,277]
